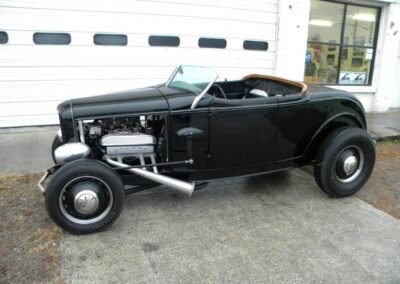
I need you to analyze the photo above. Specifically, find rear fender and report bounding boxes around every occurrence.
[302,112,365,164]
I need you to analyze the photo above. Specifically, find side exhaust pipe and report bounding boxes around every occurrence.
[105,157,194,196]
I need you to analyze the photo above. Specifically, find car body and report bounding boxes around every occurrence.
[39,65,375,234]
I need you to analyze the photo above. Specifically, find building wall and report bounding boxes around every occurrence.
[275,0,310,81]
[0,0,278,127]
[391,29,400,109]
[0,0,399,128]
[275,0,400,113]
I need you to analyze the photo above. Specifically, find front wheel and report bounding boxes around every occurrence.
[45,159,125,234]
[314,127,375,197]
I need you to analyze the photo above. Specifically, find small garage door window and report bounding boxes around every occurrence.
[243,40,268,51]
[94,34,127,46]
[33,32,71,45]
[0,31,8,44]
[198,37,227,49]
[148,35,180,47]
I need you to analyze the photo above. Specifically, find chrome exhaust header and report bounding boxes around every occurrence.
[105,157,194,196]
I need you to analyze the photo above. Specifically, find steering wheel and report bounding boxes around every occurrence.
[211,83,227,99]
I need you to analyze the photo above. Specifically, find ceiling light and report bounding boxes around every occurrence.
[309,19,333,27]
[352,13,376,22]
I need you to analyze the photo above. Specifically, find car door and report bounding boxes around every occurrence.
[207,96,278,177]
[167,92,212,171]
[274,93,319,163]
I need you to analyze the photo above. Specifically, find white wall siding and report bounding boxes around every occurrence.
[0,0,278,127]
[275,0,310,81]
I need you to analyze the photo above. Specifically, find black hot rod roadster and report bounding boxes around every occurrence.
[39,65,375,234]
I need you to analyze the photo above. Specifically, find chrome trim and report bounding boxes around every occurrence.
[54,142,90,165]
[166,65,179,86]
[57,128,63,142]
[343,156,358,176]
[78,120,85,143]
[164,117,169,162]
[69,99,78,141]
[105,156,194,196]
[100,134,156,147]
[38,170,49,194]
[190,75,218,109]
[59,176,113,225]
[74,189,100,215]
[335,145,365,184]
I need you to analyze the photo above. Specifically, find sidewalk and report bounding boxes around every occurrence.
[366,111,400,141]
[0,111,399,175]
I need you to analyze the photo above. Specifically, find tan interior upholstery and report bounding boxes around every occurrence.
[242,74,308,95]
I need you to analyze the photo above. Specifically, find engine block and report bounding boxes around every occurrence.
[100,133,156,155]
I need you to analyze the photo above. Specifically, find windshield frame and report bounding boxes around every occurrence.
[166,65,218,109]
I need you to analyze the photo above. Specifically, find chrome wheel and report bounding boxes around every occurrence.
[334,145,364,184]
[58,176,113,225]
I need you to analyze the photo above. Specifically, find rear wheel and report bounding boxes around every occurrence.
[45,159,125,234]
[314,127,375,197]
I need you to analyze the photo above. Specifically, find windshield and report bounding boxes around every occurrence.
[166,65,218,95]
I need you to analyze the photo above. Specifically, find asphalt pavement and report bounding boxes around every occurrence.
[61,170,400,283]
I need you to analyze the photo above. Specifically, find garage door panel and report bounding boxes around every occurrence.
[0,79,161,103]
[1,0,278,14]
[0,46,275,68]
[0,0,278,127]
[0,1,277,23]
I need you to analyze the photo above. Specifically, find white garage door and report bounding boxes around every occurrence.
[0,0,278,127]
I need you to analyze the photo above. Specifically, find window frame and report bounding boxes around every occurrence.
[306,0,381,86]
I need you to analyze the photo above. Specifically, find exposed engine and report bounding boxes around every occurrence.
[82,115,166,170]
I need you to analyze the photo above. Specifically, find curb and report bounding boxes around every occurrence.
[372,135,400,142]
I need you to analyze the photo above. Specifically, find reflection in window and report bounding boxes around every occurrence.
[339,47,373,84]
[304,0,379,85]
[344,6,378,47]
[305,43,340,84]
[308,1,344,44]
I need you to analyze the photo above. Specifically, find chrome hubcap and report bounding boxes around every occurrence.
[59,176,113,225]
[335,146,364,184]
[74,190,99,215]
[343,156,358,176]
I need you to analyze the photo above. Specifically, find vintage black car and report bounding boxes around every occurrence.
[39,65,375,234]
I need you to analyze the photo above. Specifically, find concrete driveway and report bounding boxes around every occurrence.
[60,168,400,283]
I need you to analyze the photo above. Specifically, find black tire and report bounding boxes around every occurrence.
[314,127,375,197]
[51,135,63,164]
[45,159,125,234]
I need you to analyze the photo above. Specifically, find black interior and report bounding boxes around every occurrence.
[209,78,303,100]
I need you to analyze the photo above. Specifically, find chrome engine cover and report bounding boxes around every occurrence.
[100,133,156,155]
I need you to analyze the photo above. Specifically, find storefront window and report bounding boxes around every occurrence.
[304,0,380,85]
